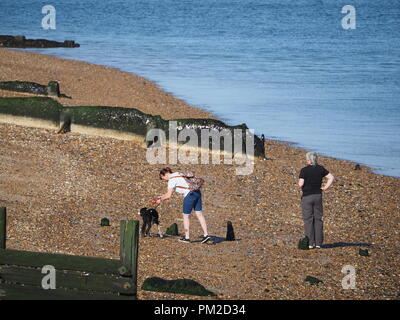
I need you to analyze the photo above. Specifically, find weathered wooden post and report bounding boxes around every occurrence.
[0,207,6,249]
[119,220,139,296]
[226,221,235,241]
[47,81,60,97]
[58,110,72,134]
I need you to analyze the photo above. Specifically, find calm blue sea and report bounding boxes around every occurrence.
[1,0,399,176]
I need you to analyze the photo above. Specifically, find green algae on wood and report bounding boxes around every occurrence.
[173,118,264,157]
[47,81,60,97]
[0,265,135,295]
[0,248,123,275]
[0,81,70,98]
[64,105,164,136]
[0,96,265,157]
[0,97,63,122]
[0,81,48,95]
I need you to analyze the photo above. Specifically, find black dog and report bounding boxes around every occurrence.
[138,207,163,238]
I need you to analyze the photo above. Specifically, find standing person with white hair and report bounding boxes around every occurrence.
[298,152,334,249]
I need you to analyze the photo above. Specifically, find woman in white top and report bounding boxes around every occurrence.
[156,167,210,243]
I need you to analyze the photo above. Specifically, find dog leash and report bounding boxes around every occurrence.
[151,198,161,209]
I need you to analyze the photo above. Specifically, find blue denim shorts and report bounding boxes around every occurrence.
[182,190,202,215]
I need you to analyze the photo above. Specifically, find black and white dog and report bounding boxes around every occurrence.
[138,207,163,238]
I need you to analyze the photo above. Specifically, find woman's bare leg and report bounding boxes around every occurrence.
[195,211,208,236]
[183,214,190,239]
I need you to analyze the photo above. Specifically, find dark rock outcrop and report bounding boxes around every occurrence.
[0,35,80,48]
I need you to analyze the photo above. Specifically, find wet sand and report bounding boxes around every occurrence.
[0,48,399,300]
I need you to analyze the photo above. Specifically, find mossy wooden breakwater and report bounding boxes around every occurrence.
[0,81,68,98]
[0,97,63,130]
[0,207,139,300]
[0,96,265,157]
[0,35,79,48]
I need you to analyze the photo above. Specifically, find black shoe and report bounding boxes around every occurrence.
[179,237,191,243]
[201,235,211,243]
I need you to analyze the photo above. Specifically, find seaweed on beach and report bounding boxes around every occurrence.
[298,236,310,250]
[304,276,323,285]
[165,223,179,236]
[141,277,216,296]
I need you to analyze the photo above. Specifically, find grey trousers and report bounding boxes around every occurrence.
[301,194,324,246]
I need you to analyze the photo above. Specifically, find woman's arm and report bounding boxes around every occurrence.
[298,178,305,188]
[321,173,335,191]
[157,188,174,203]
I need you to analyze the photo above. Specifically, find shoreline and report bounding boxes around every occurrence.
[1,48,397,179]
[0,48,399,300]
[269,138,396,179]
[22,47,222,121]
[0,48,214,120]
